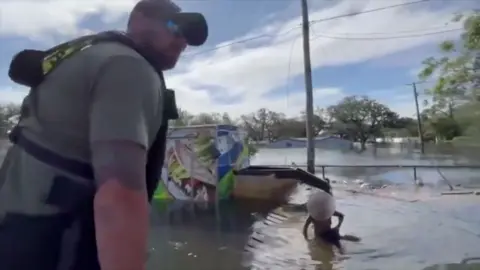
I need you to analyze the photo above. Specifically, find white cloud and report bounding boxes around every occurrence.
[0,0,135,39]
[0,0,466,118]
[165,0,462,117]
[170,80,345,117]
[0,86,28,105]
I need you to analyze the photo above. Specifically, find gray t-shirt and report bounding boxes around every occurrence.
[0,42,164,217]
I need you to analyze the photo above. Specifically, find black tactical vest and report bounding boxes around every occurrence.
[2,31,177,270]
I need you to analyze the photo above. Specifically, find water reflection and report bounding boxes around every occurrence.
[305,239,338,270]
[422,262,480,270]
[147,199,282,270]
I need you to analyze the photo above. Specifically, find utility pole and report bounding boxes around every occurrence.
[301,0,315,174]
[410,82,425,154]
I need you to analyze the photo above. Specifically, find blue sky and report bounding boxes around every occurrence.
[0,0,476,118]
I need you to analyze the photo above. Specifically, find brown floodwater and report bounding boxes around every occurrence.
[1,142,480,269]
[146,184,480,270]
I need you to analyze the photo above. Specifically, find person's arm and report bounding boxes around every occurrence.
[89,55,161,270]
[92,142,149,270]
[303,215,314,239]
[331,212,361,243]
[340,235,361,242]
[333,210,344,231]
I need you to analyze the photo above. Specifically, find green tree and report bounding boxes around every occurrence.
[170,108,194,127]
[381,117,419,138]
[429,117,462,140]
[418,11,480,141]
[327,96,396,150]
[300,107,329,134]
[418,12,480,117]
[238,108,301,142]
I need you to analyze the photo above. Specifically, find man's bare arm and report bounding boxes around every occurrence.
[91,141,149,270]
[87,54,161,270]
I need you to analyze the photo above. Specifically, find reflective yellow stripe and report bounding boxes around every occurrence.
[41,39,94,75]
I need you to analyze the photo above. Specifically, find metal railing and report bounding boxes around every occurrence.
[273,164,480,191]
[307,164,480,180]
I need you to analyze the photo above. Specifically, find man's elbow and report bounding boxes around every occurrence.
[94,180,148,221]
[95,179,147,204]
[90,140,149,216]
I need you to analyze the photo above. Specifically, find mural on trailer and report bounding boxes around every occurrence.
[153,125,250,202]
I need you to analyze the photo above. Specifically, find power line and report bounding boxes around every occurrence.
[309,0,431,25]
[183,26,300,57]
[184,26,459,60]
[311,25,457,36]
[284,36,299,108]
[183,0,437,57]
[311,28,461,41]
[281,26,448,106]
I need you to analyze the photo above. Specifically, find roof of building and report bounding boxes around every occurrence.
[286,136,345,141]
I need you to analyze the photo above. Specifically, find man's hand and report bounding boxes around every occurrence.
[91,141,149,270]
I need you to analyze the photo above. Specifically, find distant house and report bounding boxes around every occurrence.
[264,136,353,150]
[5,114,20,135]
[375,137,421,144]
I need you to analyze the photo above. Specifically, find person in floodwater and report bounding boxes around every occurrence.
[303,190,361,252]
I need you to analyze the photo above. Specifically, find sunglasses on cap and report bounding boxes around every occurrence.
[133,1,207,46]
[161,12,208,46]
[165,20,183,38]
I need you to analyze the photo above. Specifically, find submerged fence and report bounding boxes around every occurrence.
[310,164,480,180]
[270,163,480,191]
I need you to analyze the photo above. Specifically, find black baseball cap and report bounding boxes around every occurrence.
[132,0,208,46]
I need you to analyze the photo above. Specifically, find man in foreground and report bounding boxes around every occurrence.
[0,1,207,269]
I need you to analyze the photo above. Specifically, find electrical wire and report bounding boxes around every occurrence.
[284,34,300,108]
[183,26,301,57]
[311,28,462,41]
[311,25,458,36]
[309,0,431,26]
[183,0,437,58]
[188,26,461,70]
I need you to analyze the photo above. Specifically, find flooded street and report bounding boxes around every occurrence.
[146,187,480,270]
[1,142,479,269]
[145,147,480,270]
[246,188,480,270]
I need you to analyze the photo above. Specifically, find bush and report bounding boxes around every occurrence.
[451,136,480,146]
[246,143,258,156]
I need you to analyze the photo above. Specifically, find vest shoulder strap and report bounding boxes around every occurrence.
[9,31,139,88]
